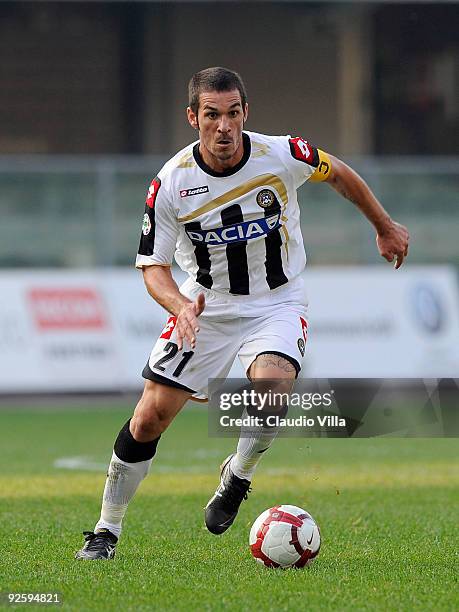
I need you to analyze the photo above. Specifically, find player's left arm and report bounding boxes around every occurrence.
[324,154,410,269]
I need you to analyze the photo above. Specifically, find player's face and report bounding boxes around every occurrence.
[187,89,248,172]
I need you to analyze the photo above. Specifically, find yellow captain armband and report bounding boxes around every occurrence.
[309,150,332,182]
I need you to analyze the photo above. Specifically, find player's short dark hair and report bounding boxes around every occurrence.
[188,67,247,114]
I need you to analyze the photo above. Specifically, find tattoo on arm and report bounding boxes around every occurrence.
[337,186,359,206]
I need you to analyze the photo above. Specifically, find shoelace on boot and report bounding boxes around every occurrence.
[82,531,116,550]
[220,479,252,511]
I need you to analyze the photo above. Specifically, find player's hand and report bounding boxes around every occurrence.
[376,221,410,269]
[176,292,206,350]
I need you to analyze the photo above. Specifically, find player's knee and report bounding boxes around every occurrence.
[131,411,164,440]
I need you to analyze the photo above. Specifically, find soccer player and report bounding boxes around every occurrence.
[76,67,409,559]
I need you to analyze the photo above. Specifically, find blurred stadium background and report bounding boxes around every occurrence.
[1,1,458,268]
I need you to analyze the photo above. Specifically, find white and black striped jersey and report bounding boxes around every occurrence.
[136,130,331,296]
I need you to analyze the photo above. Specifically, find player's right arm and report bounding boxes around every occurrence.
[135,176,205,349]
[142,265,205,350]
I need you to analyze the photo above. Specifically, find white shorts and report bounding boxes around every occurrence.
[143,276,308,400]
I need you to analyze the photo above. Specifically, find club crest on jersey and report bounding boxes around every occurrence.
[142,213,151,236]
[180,185,209,198]
[185,213,281,246]
[297,337,305,357]
[256,189,276,208]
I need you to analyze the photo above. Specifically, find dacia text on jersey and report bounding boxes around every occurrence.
[185,213,281,245]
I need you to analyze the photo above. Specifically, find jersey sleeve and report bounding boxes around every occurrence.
[284,136,332,188]
[135,176,179,268]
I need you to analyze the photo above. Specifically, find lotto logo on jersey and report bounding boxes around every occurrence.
[300,316,308,342]
[180,185,209,198]
[289,137,318,166]
[160,316,177,339]
[185,213,281,246]
[146,177,161,209]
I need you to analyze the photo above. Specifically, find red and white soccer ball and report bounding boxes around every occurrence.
[249,505,321,568]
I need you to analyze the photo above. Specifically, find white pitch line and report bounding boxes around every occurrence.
[54,456,215,474]
[54,456,107,471]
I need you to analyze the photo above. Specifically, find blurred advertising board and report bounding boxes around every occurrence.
[0,267,458,393]
[0,271,121,392]
[302,267,459,379]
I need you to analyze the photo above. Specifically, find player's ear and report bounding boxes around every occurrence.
[243,103,249,124]
[187,106,199,130]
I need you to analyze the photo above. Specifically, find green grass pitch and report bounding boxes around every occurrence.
[1,403,458,611]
